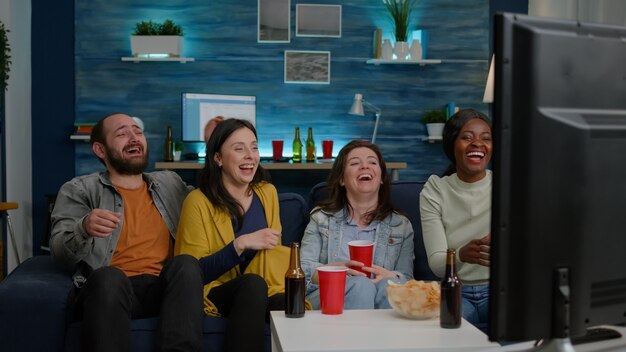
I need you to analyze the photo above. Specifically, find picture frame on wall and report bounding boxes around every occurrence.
[296,4,342,38]
[258,0,290,43]
[284,50,331,84]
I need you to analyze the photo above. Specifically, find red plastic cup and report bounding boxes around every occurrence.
[322,140,333,159]
[348,240,374,278]
[317,266,348,315]
[272,140,284,161]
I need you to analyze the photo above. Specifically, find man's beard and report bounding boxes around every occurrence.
[106,147,149,175]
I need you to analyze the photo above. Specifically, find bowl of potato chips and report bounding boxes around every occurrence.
[386,279,441,319]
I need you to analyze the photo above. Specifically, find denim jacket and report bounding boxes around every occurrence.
[50,170,192,284]
[300,208,414,294]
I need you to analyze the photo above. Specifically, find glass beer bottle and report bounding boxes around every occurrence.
[440,248,462,328]
[305,127,316,162]
[285,242,306,318]
[292,127,302,163]
[164,126,174,162]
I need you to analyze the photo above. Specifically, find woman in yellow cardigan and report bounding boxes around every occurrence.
[175,119,288,352]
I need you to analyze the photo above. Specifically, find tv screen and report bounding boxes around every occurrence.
[182,93,256,142]
[490,13,626,344]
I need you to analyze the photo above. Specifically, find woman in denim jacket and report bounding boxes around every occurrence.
[301,141,414,309]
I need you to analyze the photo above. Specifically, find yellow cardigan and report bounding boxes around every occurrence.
[174,182,290,316]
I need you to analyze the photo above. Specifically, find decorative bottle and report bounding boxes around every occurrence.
[410,39,423,61]
[440,248,462,328]
[305,127,316,162]
[164,126,174,162]
[285,242,306,318]
[381,39,393,60]
[292,127,302,162]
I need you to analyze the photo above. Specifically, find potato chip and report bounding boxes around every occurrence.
[386,279,440,319]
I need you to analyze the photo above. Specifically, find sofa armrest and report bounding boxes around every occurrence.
[0,256,74,352]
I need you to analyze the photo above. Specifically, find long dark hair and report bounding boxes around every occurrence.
[197,119,269,229]
[442,108,492,176]
[315,140,393,224]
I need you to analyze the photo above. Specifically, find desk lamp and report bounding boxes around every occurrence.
[349,93,382,144]
[483,55,495,103]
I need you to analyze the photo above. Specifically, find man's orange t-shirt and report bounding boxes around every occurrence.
[110,182,171,277]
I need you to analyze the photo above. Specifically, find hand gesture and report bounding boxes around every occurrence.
[326,260,368,277]
[233,228,281,254]
[362,264,397,283]
[83,209,121,238]
[459,233,491,266]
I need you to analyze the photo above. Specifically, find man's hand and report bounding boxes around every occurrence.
[83,209,122,238]
[204,116,225,143]
[459,233,491,266]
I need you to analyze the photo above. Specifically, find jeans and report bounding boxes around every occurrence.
[74,254,204,352]
[207,273,284,352]
[307,276,405,310]
[462,284,489,334]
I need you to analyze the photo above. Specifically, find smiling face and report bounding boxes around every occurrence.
[214,127,260,189]
[341,147,382,198]
[454,118,493,183]
[94,114,148,175]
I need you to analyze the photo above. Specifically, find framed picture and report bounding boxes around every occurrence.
[258,0,290,43]
[284,50,331,84]
[296,4,342,38]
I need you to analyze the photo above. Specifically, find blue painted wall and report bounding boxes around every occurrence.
[73,0,491,183]
[29,0,528,256]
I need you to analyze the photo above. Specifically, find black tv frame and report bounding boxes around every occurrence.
[489,12,626,347]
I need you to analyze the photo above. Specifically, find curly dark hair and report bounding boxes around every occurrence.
[314,140,393,224]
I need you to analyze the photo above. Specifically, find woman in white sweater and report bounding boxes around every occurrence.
[420,108,492,332]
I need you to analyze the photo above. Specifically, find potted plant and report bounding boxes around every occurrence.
[173,141,184,161]
[130,19,184,58]
[383,0,417,60]
[421,109,447,138]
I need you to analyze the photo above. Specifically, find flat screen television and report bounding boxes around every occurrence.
[490,13,626,346]
[182,93,256,142]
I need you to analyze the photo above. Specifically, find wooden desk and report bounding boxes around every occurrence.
[155,160,408,181]
[270,310,496,352]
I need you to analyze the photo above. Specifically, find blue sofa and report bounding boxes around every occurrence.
[0,182,434,351]
[0,192,309,352]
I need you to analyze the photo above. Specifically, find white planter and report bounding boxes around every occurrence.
[426,123,445,138]
[130,36,183,57]
[393,41,409,61]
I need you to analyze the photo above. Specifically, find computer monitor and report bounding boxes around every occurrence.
[490,13,626,345]
[182,93,256,142]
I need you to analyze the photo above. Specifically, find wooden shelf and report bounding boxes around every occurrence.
[366,58,442,66]
[121,57,195,63]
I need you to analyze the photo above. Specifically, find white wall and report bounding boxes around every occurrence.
[0,0,32,273]
[530,0,626,25]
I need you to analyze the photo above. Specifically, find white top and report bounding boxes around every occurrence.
[420,171,492,285]
[270,309,497,352]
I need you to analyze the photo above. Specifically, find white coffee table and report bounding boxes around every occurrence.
[270,309,499,352]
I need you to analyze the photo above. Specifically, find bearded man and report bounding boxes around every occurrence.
[50,113,203,352]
